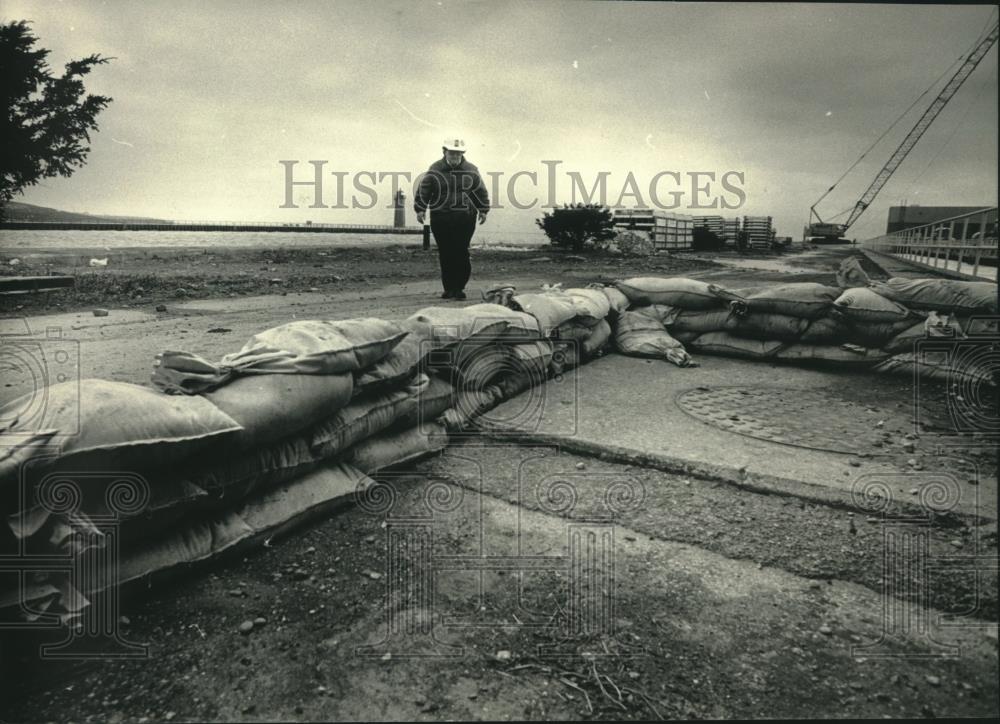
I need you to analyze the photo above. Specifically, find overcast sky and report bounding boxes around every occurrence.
[4,0,998,241]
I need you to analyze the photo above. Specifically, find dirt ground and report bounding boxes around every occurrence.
[1,244,997,721]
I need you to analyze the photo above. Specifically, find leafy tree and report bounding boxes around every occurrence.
[535,203,616,251]
[0,20,112,219]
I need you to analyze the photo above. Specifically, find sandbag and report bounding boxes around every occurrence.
[844,316,925,349]
[615,277,741,310]
[874,351,997,387]
[513,292,580,335]
[493,370,535,401]
[687,332,784,360]
[581,319,613,357]
[563,288,611,323]
[868,278,997,314]
[203,373,353,449]
[738,283,841,320]
[833,287,911,323]
[882,312,966,355]
[152,319,407,394]
[800,316,850,344]
[510,340,555,380]
[550,340,581,375]
[554,320,599,341]
[956,315,1000,336]
[427,342,512,390]
[408,304,522,349]
[774,344,890,367]
[310,375,428,459]
[836,256,873,289]
[352,317,431,394]
[593,284,630,317]
[395,376,456,430]
[671,308,732,334]
[0,380,242,488]
[724,312,810,342]
[440,388,503,430]
[614,311,696,367]
[347,423,449,474]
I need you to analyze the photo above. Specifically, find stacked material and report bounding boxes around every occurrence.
[609,270,997,385]
[742,216,774,250]
[693,216,725,239]
[722,218,740,247]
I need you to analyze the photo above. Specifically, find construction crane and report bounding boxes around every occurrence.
[806,18,999,243]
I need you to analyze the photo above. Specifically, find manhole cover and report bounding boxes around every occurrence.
[676,386,888,455]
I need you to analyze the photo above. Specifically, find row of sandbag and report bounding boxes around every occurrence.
[604,275,997,383]
[0,292,618,623]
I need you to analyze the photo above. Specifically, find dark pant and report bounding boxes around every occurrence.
[430,211,476,293]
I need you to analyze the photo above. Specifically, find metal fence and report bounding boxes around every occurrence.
[861,207,998,281]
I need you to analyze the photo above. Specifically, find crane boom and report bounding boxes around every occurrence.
[807,19,998,242]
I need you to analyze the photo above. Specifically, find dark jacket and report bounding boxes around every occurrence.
[414,157,490,215]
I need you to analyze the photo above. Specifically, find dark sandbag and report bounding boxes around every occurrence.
[774,343,890,367]
[1,379,242,489]
[687,332,784,360]
[738,283,841,320]
[868,278,997,315]
[203,373,353,449]
[671,308,733,334]
[874,350,997,387]
[724,312,810,342]
[439,388,503,431]
[843,316,924,349]
[615,277,742,310]
[800,316,850,344]
[881,313,966,355]
[346,423,449,474]
[310,375,428,459]
[395,376,455,430]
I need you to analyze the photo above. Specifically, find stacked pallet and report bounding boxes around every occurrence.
[654,212,694,251]
[692,216,725,238]
[722,218,740,247]
[742,216,774,250]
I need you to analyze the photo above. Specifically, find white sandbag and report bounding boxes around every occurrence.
[738,283,841,320]
[633,304,681,326]
[836,256,873,289]
[203,373,353,449]
[868,278,997,314]
[352,317,430,394]
[592,284,630,317]
[614,311,696,367]
[309,375,428,459]
[833,287,911,323]
[687,332,784,360]
[724,312,810,342]
[774,344,890,367]
[615,277,741,310]
[555,319,599,341]
[347,423,449,474]
[513,292,580,335]
[408,304,521,349]
[152,319,407,394]
[0,379,242,487]
[563,288,611,323]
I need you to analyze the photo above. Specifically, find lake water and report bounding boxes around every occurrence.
[0,229,547,251]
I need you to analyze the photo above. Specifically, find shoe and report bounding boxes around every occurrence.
[440,290,453,299]
[453,290,467,300]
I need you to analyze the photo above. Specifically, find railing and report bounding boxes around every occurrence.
[861,207,998,281]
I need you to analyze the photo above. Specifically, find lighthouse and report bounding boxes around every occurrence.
[393,190,406,228]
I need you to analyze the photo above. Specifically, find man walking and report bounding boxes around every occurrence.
[414,139,489,299]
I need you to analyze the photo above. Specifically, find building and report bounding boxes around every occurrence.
[886,206,988,234]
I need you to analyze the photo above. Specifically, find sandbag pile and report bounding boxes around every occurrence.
[610,269,997,383]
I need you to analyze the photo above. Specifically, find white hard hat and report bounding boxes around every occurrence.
[442,138,467,153]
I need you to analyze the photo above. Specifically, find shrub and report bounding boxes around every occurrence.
[613,229,655,257]
[535,204,616,252]
[692,227,725,251]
